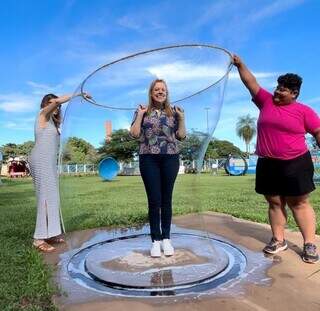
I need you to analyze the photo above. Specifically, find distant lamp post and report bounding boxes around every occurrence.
[204,107,211,134]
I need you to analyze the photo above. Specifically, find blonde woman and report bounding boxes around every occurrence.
[130,79,186,257]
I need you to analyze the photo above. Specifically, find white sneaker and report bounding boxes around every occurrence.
[150,241,161,257]
[162,239,174,256]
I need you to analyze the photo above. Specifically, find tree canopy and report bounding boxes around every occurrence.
[98,129,139,163]
[62,137,98,164]
[179,133,243,161]
[2,131,243,164]
[207,139,243,158]
[0,141,35,159]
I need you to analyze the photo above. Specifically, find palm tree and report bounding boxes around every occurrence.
[236,114,257,154]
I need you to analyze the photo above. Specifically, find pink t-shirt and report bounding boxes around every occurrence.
[254,88,320,160]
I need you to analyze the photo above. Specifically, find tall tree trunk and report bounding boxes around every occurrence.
[245,139,250,154]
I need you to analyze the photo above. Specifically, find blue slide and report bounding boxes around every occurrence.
[224,155,248,176]
[98,157,120,181]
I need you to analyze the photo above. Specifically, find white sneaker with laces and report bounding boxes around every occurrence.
[150,241,161,257]
[162,239,174,256]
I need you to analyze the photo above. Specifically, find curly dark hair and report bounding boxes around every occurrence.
[277,73,302,95]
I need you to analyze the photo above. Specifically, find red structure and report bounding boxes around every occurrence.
[8,159,29,178]
[105,121,112,142]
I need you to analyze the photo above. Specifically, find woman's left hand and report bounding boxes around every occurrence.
[174,106,185,120]
[82,92,92,100]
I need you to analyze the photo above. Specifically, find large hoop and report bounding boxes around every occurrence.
[79,44,233,110]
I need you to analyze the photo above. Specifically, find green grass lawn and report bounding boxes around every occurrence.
[1,174,320,310]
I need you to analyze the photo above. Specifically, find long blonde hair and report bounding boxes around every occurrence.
[147,79,173,117]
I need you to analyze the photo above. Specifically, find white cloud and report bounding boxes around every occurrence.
[1,117,34,131]
[307,97,320,104]
[127,89,147,96]
[148,61,277,83]
[147,61,277,100]
[113,116,131,131]
[195,0,306,47]
[117,15,142,30]
[249,0,306,22]
[63,48,129,66]
[228,71,278,80]
[0,94,38,113]
[27,81,63,95]
[194,0,237,28]
[148,62,229,82]
[117,10,166,32]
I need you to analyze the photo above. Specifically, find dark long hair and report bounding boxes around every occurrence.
[40,93,61,132]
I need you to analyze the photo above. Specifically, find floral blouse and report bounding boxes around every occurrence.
[132,108,181,154]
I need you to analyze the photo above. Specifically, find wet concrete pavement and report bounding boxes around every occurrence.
[44,212,320,311]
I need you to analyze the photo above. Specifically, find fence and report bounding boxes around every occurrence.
[6,151,320,180]
[58,160,224,176]
[59,164,97,174]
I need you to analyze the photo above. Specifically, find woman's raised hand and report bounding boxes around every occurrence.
[232,54,242,68]
[82,92,92,100]
[137,104,147,115]
[174,105,184,120]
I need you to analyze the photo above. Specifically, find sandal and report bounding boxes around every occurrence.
[47,236,65,244]
[33,241,56,253]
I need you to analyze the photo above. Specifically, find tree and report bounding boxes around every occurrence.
[98,129,139,163]
[0,143,18,159]
[205,146,219,160]
[62,137,98,164]
[179,133,243,161]
[179,133,202,161]
[18,141,35,155]
[209,139,243,157]
[236,114,256,154]
[0,141,35,159]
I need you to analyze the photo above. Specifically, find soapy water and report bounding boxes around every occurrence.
[57,226,272,300]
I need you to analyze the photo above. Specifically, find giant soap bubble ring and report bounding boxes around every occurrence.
[59,44,238,295]
[81,44,232,110]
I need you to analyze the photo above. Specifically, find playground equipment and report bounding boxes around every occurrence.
[224,154,258,176]
[98,157,120,181]
[224,154,248,176]
[224,152,320,182]
[0,152,2,185]
[7,157,30,178]
[310,149,320,184]
[246,155,258,174]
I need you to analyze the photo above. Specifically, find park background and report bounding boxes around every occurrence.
[1,1,320,310]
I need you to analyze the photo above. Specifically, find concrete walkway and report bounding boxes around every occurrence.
[45,212,320,311]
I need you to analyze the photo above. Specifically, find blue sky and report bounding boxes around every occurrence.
[1,0,320,151]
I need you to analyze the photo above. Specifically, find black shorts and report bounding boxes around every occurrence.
[255,151,315,196]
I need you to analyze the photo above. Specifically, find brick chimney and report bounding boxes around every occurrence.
[105,121,112,142]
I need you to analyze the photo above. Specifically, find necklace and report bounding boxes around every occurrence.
[153,108,162,117]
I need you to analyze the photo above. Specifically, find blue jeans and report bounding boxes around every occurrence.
[139,154,180,241]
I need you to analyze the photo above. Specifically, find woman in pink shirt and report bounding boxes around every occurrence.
[233,55,320,263]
